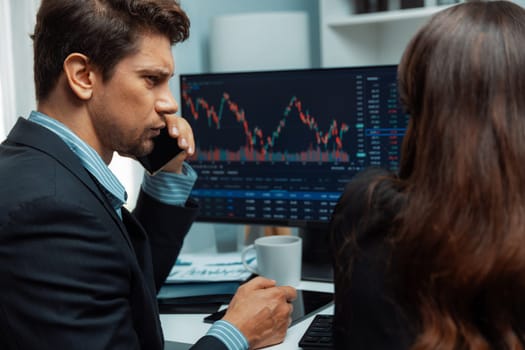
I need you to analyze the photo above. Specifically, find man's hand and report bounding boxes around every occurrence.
[222,277,297,349]
[160,114,195,174]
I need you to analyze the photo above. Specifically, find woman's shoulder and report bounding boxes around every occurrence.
[330,167,403,242]
[340,167,399,206]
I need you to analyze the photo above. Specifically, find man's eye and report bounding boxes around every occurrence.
[145,76,159,85]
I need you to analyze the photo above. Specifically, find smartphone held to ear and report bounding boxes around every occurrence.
[138,128,184,175]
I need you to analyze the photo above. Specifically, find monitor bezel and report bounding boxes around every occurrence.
[179,64,399,230]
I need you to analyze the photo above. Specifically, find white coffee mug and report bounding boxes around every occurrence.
[241,235,302,286]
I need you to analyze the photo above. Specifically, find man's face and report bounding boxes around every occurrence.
[87,32,177,160]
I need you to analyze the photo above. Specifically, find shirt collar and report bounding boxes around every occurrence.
[28,111,127,214]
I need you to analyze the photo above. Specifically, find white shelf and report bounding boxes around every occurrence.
[319,0,449,67]
[327,5,452,27]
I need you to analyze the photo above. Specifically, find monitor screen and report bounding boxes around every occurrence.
[180,65,408,230]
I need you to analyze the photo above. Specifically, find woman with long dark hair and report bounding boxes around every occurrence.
[330,1,525,349]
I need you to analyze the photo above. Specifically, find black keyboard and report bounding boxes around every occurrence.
[298,314,334,349]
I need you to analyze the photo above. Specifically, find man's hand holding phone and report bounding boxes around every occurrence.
[138,115,195,175]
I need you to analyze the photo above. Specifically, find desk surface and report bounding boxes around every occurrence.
[160,280,334,349]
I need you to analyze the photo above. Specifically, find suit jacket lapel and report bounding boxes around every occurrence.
[6,117,133,248]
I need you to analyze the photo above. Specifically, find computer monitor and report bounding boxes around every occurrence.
[179,65,408,280]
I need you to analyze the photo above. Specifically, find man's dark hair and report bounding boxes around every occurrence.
[32,0,190,101]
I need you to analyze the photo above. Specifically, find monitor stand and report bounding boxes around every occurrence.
[299,227,333,282]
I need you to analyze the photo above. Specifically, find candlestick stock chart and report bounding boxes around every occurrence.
[179,66,408,225]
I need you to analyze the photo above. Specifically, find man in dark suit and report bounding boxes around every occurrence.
[0,1,296,349]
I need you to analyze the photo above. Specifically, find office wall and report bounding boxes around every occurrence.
[1,0,39,134]
[175,0,320,73]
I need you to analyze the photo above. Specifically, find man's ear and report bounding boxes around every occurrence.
[63,53,96,100]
